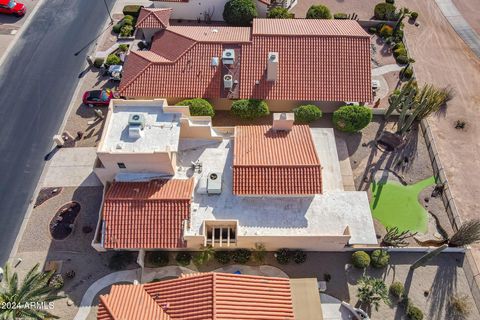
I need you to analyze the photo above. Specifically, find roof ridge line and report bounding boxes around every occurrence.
[118,52,153,94]
[233,164,322,167]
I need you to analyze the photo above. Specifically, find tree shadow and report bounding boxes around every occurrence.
[427,263,458,320]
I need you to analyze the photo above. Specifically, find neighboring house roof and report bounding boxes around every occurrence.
[119,19,372,102]
[136,8,172,29]
[98,273,295,320]
[233,125,322,195]
[102,178,194,249]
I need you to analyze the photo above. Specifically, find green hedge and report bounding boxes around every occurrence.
[175,252,192,266]
[223,0,257,26]
[333,105,372,133]
[351,251,371,268]
[231,99,269,119]
[293,105,322,123]
[177,98,215,117]
[123,5,143,17]
[267,7,293,19]
[106,54,121,66]
[214,251,231,264]
[232,249,251,264]
[306,5,332,19]
[333,12,348,19]
[395,54,409,65]
[374,3,397,20]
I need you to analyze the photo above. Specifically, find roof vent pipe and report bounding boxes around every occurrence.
[267,52,278,82]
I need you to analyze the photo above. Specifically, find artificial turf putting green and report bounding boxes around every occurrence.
[370,176,436,233]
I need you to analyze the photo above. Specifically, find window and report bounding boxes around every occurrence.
[117,162,126,169]
[204,220,237,247]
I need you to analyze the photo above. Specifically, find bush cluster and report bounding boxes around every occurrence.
[293,104,322,123]
[93,58,104,68]
[175,252,192,266]
[407,305,424,320]
[292,250,307,264]
[177,98,215,117]
[118,44,129,53]
[371,249,390,268]
[379,24,393,38]
[147,251,169,267]
[214,251,231,264]
[351,251,371,268]
[232,249,252,264]
[108,252,135,270]
[389,281,404,298]
[410,11,419,20]
[396,54,409,65]
[333,12,348,19]
[106,54,121,66]
[223,0,257,26]
[267,7,293,19]
[275,248,290,265]
[274,249,307,264]
[123,5,143,17]
[231,99,269,119]
[306,5,332,19]
[374,3,397,20]
[120,25,134,37]
[333,105,372,133]
[401,66,413,80]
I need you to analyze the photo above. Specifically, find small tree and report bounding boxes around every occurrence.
[293,105,322,123]
[231,99,269,119]
[449,219,480,247]
[177,98,215,117]
[333,105,372,133]
[356,276,390,311]
[0,264,62,319]
[306,5,332,19]
[267,7,294,19]
[223,0,257,26]
[374,3,397,20]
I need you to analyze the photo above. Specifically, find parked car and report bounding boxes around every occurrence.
[82,89,113,107]
[0,0,26,17]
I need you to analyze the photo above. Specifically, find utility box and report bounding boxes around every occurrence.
[207,172,222,194]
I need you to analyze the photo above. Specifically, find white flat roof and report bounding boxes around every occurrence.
[99,101,181,153]
[176,128,377,245]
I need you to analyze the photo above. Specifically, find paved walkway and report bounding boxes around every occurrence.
[74,264,289,320]
[42,147,101,188]
[371,63,403,77]
[435,0,480,57]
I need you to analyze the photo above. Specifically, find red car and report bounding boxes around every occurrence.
[82,89,113,107]
[0,0,26,17]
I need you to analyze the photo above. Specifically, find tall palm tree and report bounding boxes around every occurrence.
[0,263,62,319]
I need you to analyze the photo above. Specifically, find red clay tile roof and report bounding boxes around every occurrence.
[233,125,322,195]
[119,19,372,102]
[98,273,295,320]
[136,8,172,29]
[102,179,194,249]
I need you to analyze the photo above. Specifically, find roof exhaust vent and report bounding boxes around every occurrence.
[272,113,294,132]
[267,52,278,82]
[224,74,233,89]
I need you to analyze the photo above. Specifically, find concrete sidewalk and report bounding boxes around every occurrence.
[42,147,101,188]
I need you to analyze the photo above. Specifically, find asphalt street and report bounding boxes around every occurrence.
[0,0,115,264]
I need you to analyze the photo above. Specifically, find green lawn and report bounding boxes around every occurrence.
[370,176,436,233]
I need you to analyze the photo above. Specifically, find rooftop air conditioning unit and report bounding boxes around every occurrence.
[207,172,222,194]
[128,114,145,139]
[222,49,235,65]
[224,74,233,89]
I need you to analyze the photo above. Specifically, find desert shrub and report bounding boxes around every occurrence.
[105,54,121,66]
[267,7,293,19]
[395,54,409,65]
[175,252,192,266]
[306,5,332,19]
[393,42,405,50]
[393,47,407,57]
[122,18,133,26]
[386,0,395,3]
[293,104,322,123]
[410,11,419,20]
[275,248,291,265]
[371,249,390,268]
[177,98,215,117]
[401,66,414,80]
[223,0,257,26]
[48,274,64,290]
[232,249,251,264]
[334,12,348,19]
[120,25,134,37]
[93,58,104,68]
[333,105,372,133]
[449,294,471,318]
[147,251,169,267]
[389,281,404,298]
[231,99,269,119]
[379,24,393,38]
[123,5,143,17]
[123,15,134,23]
[118,44,129,52]
[374,3,397,20]
[407,305,424,320]
[351,251,371,268]
[293,250,307,264]
[109,251,135,270]
[214,251,231,264]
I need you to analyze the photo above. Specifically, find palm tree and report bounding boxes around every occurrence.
[356,276,390,311]
[0,263,62,319]
[194,245,215,266]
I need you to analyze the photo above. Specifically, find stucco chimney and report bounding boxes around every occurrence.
[272,113,294,131]
[267,52,278,82]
